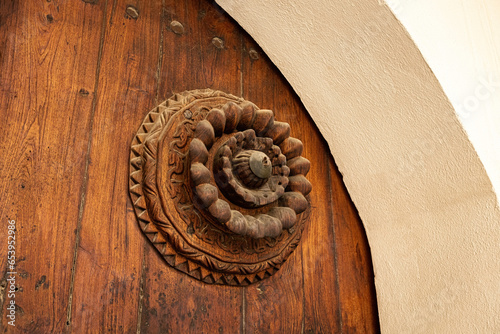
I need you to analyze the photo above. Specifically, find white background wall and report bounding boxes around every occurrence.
[387,0,500,193]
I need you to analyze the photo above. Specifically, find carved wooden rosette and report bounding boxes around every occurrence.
[129,89,312,286]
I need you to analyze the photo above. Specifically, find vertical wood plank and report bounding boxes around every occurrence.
[300,123,343,333]
[0,1,380,333]
[330,159,380,333]
[239,41,345,333]
[0,1,106,332]
[158,0,243,96]
[266,56,346,333]
[139,1,243,333]
[68,1,162,332]
[241,39,305,334]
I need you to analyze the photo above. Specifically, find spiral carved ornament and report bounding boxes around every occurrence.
[129,89,312,285]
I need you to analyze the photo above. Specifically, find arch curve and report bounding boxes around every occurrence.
[216,0,500,332]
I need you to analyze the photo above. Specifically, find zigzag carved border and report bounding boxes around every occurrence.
[129,90,310,286]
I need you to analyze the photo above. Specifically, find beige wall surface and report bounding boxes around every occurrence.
[387,0,500,199]
[216,0,500,332]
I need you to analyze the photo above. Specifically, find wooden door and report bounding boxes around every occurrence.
[0,0,379,333]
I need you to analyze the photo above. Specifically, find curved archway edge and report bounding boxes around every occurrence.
[216,0,500,332]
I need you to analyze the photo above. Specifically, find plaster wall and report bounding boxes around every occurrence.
[216,0,500,332]
[386,0,500,197]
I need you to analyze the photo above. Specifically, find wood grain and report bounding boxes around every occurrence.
[269,58,344,334]
[138,1,243,333]
[241,37,305,334]
[330,159,380,333]
[0,0,379,333]
[0,1,107,332]
[67,1,163,333]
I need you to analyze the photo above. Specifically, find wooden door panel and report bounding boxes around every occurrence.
[0,1,107,332]
[0,0,379,333]
[240,36,340,334]
[140,1,244,333]
[68,1,163,333]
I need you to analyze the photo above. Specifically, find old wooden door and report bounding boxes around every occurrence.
[0,0,378,333]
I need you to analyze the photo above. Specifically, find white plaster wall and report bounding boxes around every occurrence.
[216,0,500,332]
[386,0,500,197]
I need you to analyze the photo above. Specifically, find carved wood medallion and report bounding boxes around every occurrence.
[129,89,312,285]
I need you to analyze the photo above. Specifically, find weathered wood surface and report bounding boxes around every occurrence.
[0,0,379,333]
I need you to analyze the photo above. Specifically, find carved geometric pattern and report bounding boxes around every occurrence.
[129,89,311,285]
